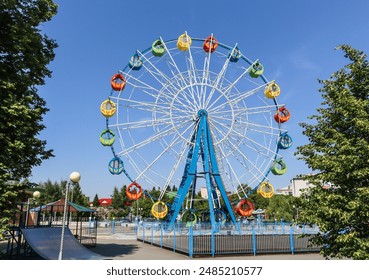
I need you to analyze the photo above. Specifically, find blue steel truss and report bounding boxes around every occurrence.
[167,109,237,231]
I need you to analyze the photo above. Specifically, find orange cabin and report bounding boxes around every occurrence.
[126,182,143,200]
[274,107,290,123]
[203,35,218,53]
[236,199,254,217]
[111,73,126,91]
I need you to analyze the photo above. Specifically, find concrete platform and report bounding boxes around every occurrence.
[1,232,326,260]
[90,235,326,260]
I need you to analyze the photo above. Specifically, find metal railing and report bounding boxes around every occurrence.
[135,222,320,257]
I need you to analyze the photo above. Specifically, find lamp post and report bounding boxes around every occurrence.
[58,171,81,260]
[293,205,299,221]
[25,191,41,227]
[88,203,93,235]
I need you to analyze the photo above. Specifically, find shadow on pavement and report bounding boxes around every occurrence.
[90,243,140,258]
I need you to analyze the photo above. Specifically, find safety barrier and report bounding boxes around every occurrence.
[136,222,320,257]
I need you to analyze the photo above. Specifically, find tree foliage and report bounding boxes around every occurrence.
[28,179,89,207]
[265,194,296,222]
[109,185,131,219]
[0,0,58,238]
[295,45,369,259]
[37,179,63,204]
[70,183,89,207]
[110,186,122,210]
[92,194,99,207]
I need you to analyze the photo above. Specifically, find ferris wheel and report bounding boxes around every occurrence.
[100,33,292,229]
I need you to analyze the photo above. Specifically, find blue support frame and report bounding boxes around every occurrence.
[167,110,238,231]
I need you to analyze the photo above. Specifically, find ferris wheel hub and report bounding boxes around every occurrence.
[197,109,208,118]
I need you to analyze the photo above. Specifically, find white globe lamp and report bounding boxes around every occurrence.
[33,190,41,199]
[69,171,81,183]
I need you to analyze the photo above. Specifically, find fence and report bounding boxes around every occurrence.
[135,222,320,257]
[95,220,138,238]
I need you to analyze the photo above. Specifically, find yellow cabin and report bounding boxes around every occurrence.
[177,33,192,51]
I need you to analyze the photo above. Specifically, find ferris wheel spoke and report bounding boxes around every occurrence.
[210,111,281,136]
[134,120,196,189]
[185,44,202,109]
[154,118,195,153]
[210,119,231,136]
[237,117,275,130]
[159,131,195,200]
[134,134,183,182]
[121,72,176,103]
[208,118,233,139]
[115,97,174,113]
[220,143,261,187]
[114,92,195,117]
[219,59,260,96]
[126,153,166,188]
[117,126,178,157]
[214,144,244,195]
[216,128,263,174]
[127,102,193,118]
[136,50,173,83]
[131,65,193,109]
[229,82,272,104]
[227,132,274,167]
[229,129,278,159]
[223,138,267,183]
[240,123,280,137]
[136,50,184,94]
[122,154,147,183]
[203,44,238,109]
[207,83,268,114]
[212,103,278,118]
[200,35,216,107]
[237,122,280,137]
[159,37,191,88]
[110,115,189,130]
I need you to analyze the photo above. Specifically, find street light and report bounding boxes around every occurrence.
[58,171,81,260]
[25,191,41,227]
[88,203,94,234]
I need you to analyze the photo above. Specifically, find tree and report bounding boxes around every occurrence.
[265,195,296,222]
[237,183,251,195]
[295,45,369,259]
[38,179,64,204]
[110,186,122,210]
[70,183,88,207]
[110,185,131,218]
[248,192,270,211]
[0,0,58,238]
[92,194,99,207]
[35,179,88,206]
[119,185,131,217]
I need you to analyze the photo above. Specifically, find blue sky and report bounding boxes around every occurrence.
[31,0,369,200]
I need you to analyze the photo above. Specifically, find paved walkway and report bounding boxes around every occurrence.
[89,234,326,260]
[2,234,326,260]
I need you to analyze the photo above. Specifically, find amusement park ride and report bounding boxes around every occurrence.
[99,33,293,231]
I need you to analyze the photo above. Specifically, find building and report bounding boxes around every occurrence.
[276,176,335,197]
[275,177,314,197]
[97,198,112,207]
[275,186,293,196]
[289,177,313,197]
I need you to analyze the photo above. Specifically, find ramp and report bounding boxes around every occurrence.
[21,227,105,260]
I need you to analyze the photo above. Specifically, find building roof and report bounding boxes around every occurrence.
[31,198,95,213]
[98,198,112,207]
